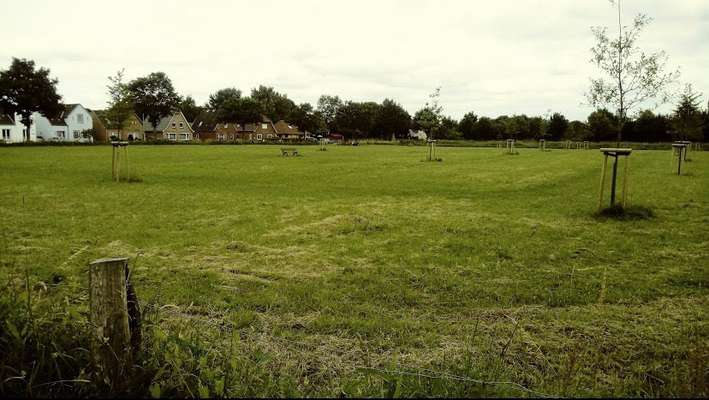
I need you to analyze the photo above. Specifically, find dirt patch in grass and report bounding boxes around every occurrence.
[595,205,654,220]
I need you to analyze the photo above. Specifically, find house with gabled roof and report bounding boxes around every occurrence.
[193,114,289,142]
[0,114,17,143]
[33,104,93,142]
[91,110,144,142]
[143,110,194,141]
[273,120,305,140]
[1,113,37,143]
[192,112,219,141]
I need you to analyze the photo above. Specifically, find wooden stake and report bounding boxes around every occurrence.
[124,145,129,181]
[89,257,133,388]
[598,154,608,211]
[610,155,618,206]
[622,155,629,208]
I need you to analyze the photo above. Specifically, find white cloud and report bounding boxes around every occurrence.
[1,0,707,120]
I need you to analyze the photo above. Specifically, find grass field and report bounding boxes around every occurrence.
[1,144,707,397]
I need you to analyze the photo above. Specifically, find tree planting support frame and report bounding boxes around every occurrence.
[111,141,130,182]
[598,148,632,210]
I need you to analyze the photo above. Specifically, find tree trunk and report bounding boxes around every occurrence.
[616,0,623,146]
[23,114,31,143]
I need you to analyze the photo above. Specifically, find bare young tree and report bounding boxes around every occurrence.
[105,69,133,140]
[414,87,443,139]
[586,0,679,143]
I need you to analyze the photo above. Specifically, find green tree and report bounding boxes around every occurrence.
[334,101,380,139]
[587,109,617,142]
[672,84,703,141]
[250,85,295,121]
[127,72,180,130]
[547,112,569,140]
[178,95,202,123]
[506,115,531,139]
[288,102,325,134]
[586,0,679,142]
[459,112,478,140]
[472,117,496,140]
[0,58,62,142]
[215,97,261,124]
[528,116,545,139]
[316,95,342,133]
[434,116,461,139]
[207,88,241,111]
[568,120,590,140]
[374,98,411,139]
[633,110,670,142]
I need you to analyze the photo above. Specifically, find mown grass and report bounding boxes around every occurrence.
[0,144,707,397]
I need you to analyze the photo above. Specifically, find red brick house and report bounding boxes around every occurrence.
[192,113,301,142]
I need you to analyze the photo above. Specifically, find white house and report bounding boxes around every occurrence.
[408,129,427,141]
[0,114,14,143]
[0,113,37,143]
[34,104,93,142]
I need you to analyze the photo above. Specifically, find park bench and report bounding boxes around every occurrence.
[281,147,298,156]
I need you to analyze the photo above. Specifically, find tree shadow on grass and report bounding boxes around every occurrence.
[594,205,654,221]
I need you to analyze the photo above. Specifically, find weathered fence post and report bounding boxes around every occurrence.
[89,257,140,388]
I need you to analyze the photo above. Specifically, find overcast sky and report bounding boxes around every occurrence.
[1,0,707,120]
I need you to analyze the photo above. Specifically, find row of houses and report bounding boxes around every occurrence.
[0,104,94,143]
[1,104,308,143]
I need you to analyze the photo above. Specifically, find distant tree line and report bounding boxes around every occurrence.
[2,57,707,143]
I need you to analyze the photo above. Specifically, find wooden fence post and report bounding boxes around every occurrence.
[598,153,608,211]
[89,257,139,388]
[622,155,629,208]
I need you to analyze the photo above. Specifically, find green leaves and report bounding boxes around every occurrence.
[149,383,161,398]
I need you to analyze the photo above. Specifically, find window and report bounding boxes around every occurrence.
[217,134,225,141]
[1,129,10,140]
[261,123,267,129]
[77,114,84,124]
[168,133,176,140]
[180,133,188,140]
[256,134,263,140]
[172,122,176,128]
[179,122,184,128]
[229,135,234,140]
[56,131,65,139]
[73,130,80,139]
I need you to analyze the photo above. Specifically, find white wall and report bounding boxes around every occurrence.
[34,105,93,142]
[34,112,67,142]
[65,105,93,142]
[0,114,36,143]
[4,105,94,143]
